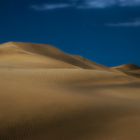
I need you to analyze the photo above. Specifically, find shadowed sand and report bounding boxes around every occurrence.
[0,42,140,140]
[113,64,140,78]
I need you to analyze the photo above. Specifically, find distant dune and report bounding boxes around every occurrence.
[113,64,140,78]
[0,42,140,140]
[113,64,140,71]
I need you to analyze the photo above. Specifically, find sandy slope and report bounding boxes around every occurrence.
[113,64,140,71]
[113,64,140,78]
[0,42,140,140]
[0,42,110,70]
[0,68,140,140]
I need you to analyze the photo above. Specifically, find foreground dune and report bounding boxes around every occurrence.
[0,42,140,140]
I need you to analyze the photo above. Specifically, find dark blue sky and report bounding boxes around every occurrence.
[0,0,140,66]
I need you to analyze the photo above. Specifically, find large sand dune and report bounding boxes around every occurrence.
[0,42,140,140]
[0,42,110,70]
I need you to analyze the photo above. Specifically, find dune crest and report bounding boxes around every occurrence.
[113,64,140,71]
[113,64,140,78]
[0,42,110,69]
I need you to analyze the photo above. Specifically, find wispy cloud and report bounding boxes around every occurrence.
[119,0,140,6]
[77,0,116,9]
[31,0,140,11]
[78,0,140,9]
[106,19,140,27]
[31,3,71,11]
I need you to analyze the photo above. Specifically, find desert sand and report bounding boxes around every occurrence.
[0,42,140,140]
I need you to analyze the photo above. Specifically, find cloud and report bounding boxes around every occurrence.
[77,0,116,9]
[119,0,140,6]
[106,19,140,27]
[78,0,140,9]
[31,3,71,11]
[31,0,140,11]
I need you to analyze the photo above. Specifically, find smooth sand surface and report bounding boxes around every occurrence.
[0,42,110,70]
[0,42,140,140]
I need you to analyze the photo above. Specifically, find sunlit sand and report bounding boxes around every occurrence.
[0,42,140,140]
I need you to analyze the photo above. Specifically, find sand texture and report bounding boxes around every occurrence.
[0,42,140,140]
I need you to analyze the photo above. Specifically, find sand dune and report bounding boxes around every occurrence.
[113,64,140,78]
[0,42,140,140]
[113,64,140,71]
[0,42,110,70]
